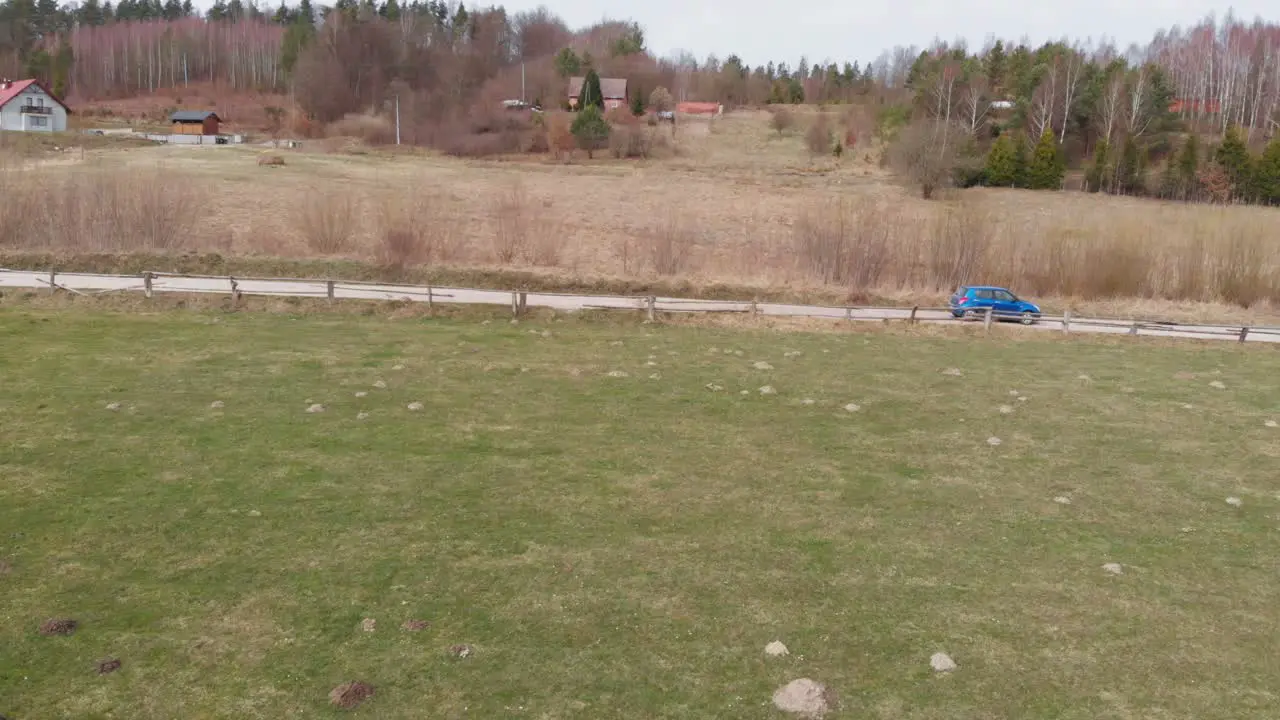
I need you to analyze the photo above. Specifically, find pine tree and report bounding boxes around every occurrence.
[1027,129,1065,190]
[1115,134,1144,195]
[1176,134,1200,200]
[1085,140,1109,193]
[1215,125,1252,201]
[984,132,1027,187]
[580,68,604,111]
[570,104,610,158]
[984,40,1006,92]
[1253,138,1280,205]
[629,92,645,116]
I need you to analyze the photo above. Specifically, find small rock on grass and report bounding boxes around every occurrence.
[941,368,963,377]
[843,403,860,413]
[449,644,472,658]
[354,391,368,398]
[1209,380,1227,389]
[96,658,122,675]
[930,652,957,672]
[247,510,262,517]
[801,398,815,406]
[753,361,774,370]
[772,678,830,717]
[998,405,1014,414]
[105,402,121,411]
[705,383,724,392]
[1226,496,1243,507]
[1265,420,1278,428]
[1053,496,1072,505]
[986,436,1002,447]
[1102,562,1124,575]
[758,385,777,395]
[392,364,405,371]
[373,380,388,389]
[210,400,225,409]
[306,404,325,414]
[606,370,629,378]
[360,618,376,632]
[357,412,370,420]
[407,402,424,411]
[765,640,790,657]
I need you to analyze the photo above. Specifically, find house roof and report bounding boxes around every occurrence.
[170,110,221,123]
[567,76,628,100]
[0,79,71,112]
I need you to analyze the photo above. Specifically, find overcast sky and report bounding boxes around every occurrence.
[499,1,1274,66]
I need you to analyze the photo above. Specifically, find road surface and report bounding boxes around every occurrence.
[2,268,1277,345]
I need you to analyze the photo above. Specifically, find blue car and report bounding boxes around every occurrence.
[950,286,1041,324]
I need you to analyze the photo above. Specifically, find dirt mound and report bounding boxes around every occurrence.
[329,681,374,709]
[39,618,78,636]
[401,620,429,631]
[97,658,122,674]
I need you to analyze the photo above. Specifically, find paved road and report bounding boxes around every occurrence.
[3,269,1278,345]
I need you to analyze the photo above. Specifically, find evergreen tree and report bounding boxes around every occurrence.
[984,132,1027,187]
[1176,134,1200,200]
[1115,134,1144,195]
[553,47,581,78]
[181,0,193,15]
[580,68,604,111]
[162,0,182,19]
[629,91,644,116]
[297,0,314,22]
[1215,125,1252,200]
[1027,129,1065,189]
[1085,140,1109,193]
[381,0,400,20]
[570,104,610,158]
[1253,138,1280,205]
[984,40,1006,92]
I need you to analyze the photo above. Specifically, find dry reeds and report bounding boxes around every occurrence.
[647,211,697,276]
[295,188,359,255]
[0,163,202,251]
[489,181,563,266]
[787,192,1280,307]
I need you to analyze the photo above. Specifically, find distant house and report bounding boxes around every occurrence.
[170,110,221,136]
[989,100,1015,111]
[568,77,628,111]
[0,78,69,132]
[1169,98,1221,114]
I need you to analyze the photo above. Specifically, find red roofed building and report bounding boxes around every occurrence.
[0,78,70,132]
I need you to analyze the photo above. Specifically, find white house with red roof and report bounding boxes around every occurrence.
[0,79,70,133]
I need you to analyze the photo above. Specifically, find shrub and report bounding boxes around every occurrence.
[769,108,794,135]
[571,105,610,159]
[326,114,395,145]
[295,187,358,254]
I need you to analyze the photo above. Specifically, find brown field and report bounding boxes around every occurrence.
[4,108,1280,324]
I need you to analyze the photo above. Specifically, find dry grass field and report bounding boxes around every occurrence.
[4,108,1280,324]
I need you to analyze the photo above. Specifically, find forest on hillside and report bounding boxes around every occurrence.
[1,1,1278,202]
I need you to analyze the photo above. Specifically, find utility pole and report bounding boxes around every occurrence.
[521,62,526,104]
[395,94,401,146]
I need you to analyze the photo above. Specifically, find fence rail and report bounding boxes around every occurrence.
[3,268,1279,345]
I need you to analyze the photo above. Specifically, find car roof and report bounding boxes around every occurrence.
[960,285,1009,291]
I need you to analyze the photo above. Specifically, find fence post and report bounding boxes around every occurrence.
[646,295,656,323]
[1129,321,1139,336]
[909,306,918,325]
[48,268,56,296]
[511,291,519,317]
[845,307,852,322]
[426,283,434,309]
[230,277,241,303]
[750,299,758,316]
[326,280,335,303]
[143,272,153,299]
[983,306,993,333]
[1062,310,1071,333]
[1238,326,1250,343]
[519,292,528,313]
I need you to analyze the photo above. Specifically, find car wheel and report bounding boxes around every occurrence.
[1020,311,1036,325]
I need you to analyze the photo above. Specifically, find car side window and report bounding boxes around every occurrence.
[995,290,1014,302]
[975,289,994,300]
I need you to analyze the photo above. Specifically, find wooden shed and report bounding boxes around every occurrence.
[170,110,221,135]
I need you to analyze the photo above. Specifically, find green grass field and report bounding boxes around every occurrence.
[2,304,1279,719]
